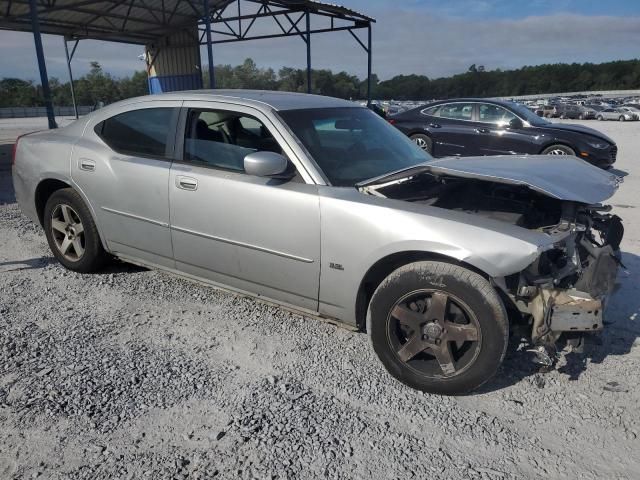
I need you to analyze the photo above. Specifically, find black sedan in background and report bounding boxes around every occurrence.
[389,99,617,168]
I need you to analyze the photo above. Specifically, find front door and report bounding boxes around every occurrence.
[71,101,181,267]
[169,103,321,310]
[473,103,536,156]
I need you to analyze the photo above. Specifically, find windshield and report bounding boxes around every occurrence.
[507,102,551,126]
[278,107,431,186]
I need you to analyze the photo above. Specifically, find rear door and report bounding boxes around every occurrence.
[72,101,181,268]
[168,102,321,310]
[473,103,537,155]
[425,102,478,157]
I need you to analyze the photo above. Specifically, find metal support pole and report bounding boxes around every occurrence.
[306,10,311,94]
[63,38,79,119]
[367,23,372,106]
[204,0,215,88]
[29,0,57,129]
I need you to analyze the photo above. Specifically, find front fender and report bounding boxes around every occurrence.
[317,187,548,324]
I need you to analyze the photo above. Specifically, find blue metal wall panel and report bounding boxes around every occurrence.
[148,73,203,94]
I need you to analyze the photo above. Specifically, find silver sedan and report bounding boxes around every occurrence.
[596,107,638,121]
[12,90,624,395]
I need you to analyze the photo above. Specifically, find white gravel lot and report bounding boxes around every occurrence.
[0,117,639,480]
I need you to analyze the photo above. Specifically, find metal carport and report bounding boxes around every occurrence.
[0,0,375,129]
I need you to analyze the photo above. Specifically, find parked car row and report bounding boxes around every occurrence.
[12,90,624,395]
[534,104,598,120]
[388,98,618,168]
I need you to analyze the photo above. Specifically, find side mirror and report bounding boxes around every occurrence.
[508,117,523,129]
[244,151,289,177]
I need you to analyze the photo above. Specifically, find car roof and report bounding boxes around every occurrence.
[405,98,524,114]
[424,98,516,106]
[113,89,358,112]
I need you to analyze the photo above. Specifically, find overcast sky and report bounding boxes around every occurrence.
[1,0,639,82]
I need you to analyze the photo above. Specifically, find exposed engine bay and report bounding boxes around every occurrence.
[359,170,624,360]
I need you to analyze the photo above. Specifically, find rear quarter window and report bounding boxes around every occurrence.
[94,107,177,158]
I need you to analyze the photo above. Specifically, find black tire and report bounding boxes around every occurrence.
[619,116,625,122]
[597,115,604,121]
[43,188,108,273]
[578,114,584,120]
[410,133,433,154]
[541,144,576,156]
[367,261,508,395]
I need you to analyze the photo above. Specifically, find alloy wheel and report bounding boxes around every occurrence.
[386,290,481,378]
[412,137,428,150]
[546,148,568,155]
[50,204,85,261]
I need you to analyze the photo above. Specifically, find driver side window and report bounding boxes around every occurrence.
[478,104,517,125]
[184,109,283,172]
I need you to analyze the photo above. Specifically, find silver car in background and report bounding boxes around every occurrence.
[596,107,638,121]
[12,90,624,395]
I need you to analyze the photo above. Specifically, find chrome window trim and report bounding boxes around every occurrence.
[420,101,529,126]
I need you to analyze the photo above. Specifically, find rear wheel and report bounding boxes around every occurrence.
[44,188,108,273]
[367,261,508,395]
[541,144,576,156]
[410,133,433,154]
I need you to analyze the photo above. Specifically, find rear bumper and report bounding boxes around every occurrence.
[12,165,40,225]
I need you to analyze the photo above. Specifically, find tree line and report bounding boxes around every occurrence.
[2,57,640,108]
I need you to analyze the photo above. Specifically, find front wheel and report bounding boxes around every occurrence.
[367,261,508,395]
[44,188,109,273]
[541,144,576,156]
[410,133,433,154]
[597,115,604,121]
[619,116,626,122]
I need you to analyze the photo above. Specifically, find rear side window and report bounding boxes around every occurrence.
[438,103,473,121]
[94,108,176,158]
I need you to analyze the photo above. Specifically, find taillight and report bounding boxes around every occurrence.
[387,118,397,125]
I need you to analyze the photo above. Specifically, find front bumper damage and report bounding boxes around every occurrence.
[507,207,623,361]
[530,288,605,342]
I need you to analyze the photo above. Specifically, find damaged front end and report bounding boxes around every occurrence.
[510,202,623,354]
[357,156,624,358]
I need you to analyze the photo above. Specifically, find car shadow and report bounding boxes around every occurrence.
[0,256,56,272]
[99,260,148,274]
[0,144,16,205]
[476,250,640,394]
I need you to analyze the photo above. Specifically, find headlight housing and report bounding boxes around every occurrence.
[587,140,609,149]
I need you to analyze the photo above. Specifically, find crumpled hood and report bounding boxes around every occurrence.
[540,122,616,145]
[422,155,621,204]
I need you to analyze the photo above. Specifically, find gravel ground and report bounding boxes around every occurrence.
[1,118,639,479]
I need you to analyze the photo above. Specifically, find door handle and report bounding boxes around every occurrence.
[79,158,96,171]
[428,123,441,128]
[475,128,490,134]
[176,176,198,191]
